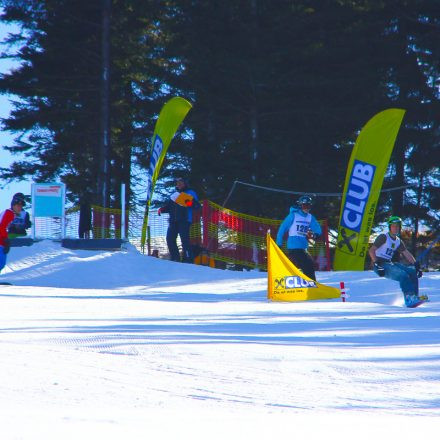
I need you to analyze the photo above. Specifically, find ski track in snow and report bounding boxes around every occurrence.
[1,240,440,438]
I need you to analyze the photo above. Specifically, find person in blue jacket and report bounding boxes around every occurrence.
[158,177,200,263]
[276,195,321,280]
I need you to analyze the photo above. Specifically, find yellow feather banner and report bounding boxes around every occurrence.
[334,108,405,270]
[141,97,192,251]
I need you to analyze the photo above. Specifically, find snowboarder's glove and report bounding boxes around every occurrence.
[2,238,10,254]
[157,208,163,216]
[414,261,423,278]
[306,230,315,240]
[185,199,193,207]
[374,262,385,277]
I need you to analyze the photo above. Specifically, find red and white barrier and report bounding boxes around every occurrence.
[340,281,350,302]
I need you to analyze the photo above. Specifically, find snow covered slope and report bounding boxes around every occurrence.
[1,240,439,439]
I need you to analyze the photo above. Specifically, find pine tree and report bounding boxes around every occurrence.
[0,0,172,208]
[376,0,440,244]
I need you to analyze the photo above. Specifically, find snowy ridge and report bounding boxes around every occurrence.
[1,240,439,438]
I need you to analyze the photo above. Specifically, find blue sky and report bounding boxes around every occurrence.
[0,16,31,200]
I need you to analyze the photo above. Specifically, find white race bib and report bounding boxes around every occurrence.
[375,234,401,261]
[288,213,312,237]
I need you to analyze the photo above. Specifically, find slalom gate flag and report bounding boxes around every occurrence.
[333,108,406,271]
[267,233,340,301]
[141,97,193,251]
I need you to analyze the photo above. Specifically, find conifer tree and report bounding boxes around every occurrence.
[0,0,171,207]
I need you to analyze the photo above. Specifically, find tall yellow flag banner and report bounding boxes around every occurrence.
[141,97,193,251]
[333,108,405,271]
[267,234,340,301]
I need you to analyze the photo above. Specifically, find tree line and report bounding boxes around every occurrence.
[0,0,438,245]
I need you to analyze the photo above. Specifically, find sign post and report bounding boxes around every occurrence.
[31,183,66,239]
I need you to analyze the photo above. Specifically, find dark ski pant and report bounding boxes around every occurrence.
[288,249,316,281]
[166,221,193,263]
[373,262,418,296]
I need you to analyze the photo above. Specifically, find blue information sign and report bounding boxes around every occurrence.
[32,183,66,217]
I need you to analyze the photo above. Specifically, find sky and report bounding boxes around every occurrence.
[0,16,31,201]
[1,239,439,438]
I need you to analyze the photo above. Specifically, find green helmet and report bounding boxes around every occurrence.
[387,215,402,227]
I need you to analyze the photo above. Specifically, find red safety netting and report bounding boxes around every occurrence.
[190,200,331,271]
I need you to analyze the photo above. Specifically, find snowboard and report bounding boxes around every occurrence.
[0,282,12,285]
[170,191,194,207]
[407,295,429,308]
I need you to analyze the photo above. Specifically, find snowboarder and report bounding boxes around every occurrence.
[1,193,27,273]
[276,195,321,280]
[7,192,32,237]
[158,177,200,263]
[368,215,424,308]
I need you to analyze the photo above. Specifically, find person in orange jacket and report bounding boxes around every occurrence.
[0,193,27,273]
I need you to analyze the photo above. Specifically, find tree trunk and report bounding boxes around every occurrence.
[99,0,111,211]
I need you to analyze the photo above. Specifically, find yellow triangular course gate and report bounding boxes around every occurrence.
[267,233,340,302]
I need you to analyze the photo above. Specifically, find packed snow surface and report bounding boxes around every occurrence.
[1,240,439,439]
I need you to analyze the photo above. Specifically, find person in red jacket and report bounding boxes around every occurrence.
[0,193,26,273]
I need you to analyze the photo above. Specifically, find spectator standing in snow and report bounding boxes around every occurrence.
[78,198,92,239]
[158,177,201,263]
[276,195,321,281]
[369,215,423,307]
[7,192,32,238]
[1,193,27,273]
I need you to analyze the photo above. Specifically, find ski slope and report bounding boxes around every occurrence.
[1,240,440,439]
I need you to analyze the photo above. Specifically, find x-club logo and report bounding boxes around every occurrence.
[285,276,317,288]
[341,160,376,233]
[275,277,285,289]
[146,134,164,200]
[338,227,357,253]
[274,276,317,289]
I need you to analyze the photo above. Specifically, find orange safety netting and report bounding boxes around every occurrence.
[190,200,331,271]
[91,205,128,239]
